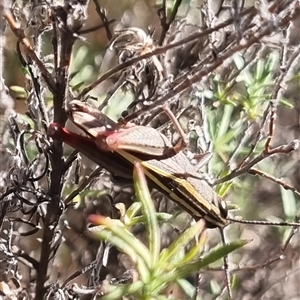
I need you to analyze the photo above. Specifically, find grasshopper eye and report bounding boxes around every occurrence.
[219,199,228,218]
[47,123,60,137]
[68,100,83,112]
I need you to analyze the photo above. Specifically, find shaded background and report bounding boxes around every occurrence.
[1,0,300,299]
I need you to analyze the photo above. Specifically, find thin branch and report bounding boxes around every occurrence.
[3,8,56,93]
[247,168,300,198]
[219,228,232,299]
[158,0,183,45]
[237,102,270,169]
[123,3,300,122]
[78,6,257,99]
[79,19,116,35]
[92,0,113,40]
[265,100,277,152]
[229,223,299,273]
[64,167,103,204]
[214,139,299,185]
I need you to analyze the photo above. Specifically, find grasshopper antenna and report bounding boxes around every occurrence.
[227,217,300,227]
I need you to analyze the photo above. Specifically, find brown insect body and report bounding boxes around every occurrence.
[48,101,227,227]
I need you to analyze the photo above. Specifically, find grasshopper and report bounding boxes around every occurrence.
[48,100,227,228]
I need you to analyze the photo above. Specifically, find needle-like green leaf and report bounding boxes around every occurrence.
[134,162,160,266]
[100,281,144,300]
[158,219,206,267]
[152,239,249,292]
[88,215,151,282]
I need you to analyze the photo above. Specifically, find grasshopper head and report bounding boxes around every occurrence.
[67,100,117,138]
[205,198,228,228]
[47,122,94,146]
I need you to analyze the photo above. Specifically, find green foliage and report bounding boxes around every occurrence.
[70,44,102,87]
[88,164,248,299]
[280,186,297,218]
[197,54,291,190]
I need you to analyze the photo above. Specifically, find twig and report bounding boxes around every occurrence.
[79,19,116,35]
[219,227,232,299]
[92,0,113,40]
[214,139,299,185]
[247,168,300,198]
[3,8,56,93]
[272,45,300,101]
[157,0,167,45]
[237,101,270,169]
[16,250,40,270]
[35,1,88,298]
[231,0,245,40]
[64,167,103,205]
[78,6,257,99]
[158,0,183,45]
[264,100,277,152]
[123,12,294,122]
[229,223,299,273]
